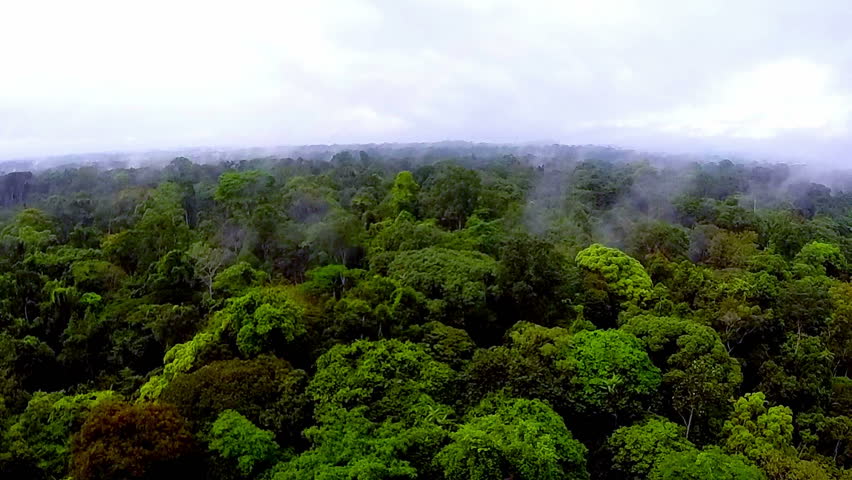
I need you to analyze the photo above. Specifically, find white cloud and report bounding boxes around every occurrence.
[0,0,851,160]
[627,59,852,138]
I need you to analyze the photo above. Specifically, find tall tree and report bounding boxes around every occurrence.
[436,396,589,480]
[420,164,482,230]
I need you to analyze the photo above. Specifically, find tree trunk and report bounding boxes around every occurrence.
[680,408,695,440]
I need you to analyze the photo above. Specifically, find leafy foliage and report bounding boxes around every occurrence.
[308,339,455,418]
[161,355,309,446]
[386,247,497,332]
[650,446,765,480]
[215,286,307,356]
[436,396,589,480]
[271,406,423,480]
[0,390,120,478]
[1,149,852,479]
[208,409,282,476]
[608,416,695,479]
[576,243,653,307]
[558,329,661,417]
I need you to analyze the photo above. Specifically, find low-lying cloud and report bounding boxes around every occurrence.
[1,0,851,163]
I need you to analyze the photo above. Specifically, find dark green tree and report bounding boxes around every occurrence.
[420,164,482,230]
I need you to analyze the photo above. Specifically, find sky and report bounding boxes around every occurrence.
[1,0,852,162]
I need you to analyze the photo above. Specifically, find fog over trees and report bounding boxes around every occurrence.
[0,144,851,479]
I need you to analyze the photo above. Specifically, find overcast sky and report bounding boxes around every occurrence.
[2,0,852,162]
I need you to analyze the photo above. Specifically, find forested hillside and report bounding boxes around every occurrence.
[1,146,851,480]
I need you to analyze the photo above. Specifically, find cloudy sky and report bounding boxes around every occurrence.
[1,0,851,161]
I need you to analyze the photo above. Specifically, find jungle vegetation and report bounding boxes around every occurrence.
[0,144,851,480]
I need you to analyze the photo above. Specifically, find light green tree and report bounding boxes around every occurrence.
[436,396,589,480]
[557,329,661,417]
[215,286,307,356]
[271,406,423,480]
[650,447,765,480]
[308,339,455,419]
[387,170,420,216]
[722,392,794,462]
[575,243,653,305]
[214,170,273,219]
[134,182,192,265]
[1,390,121,478]
[608,416,695,479]
[419,164,482,230]
[209,409,282,476]
[793,241,846,278]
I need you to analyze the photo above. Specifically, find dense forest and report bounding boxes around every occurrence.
[0,144,851,480]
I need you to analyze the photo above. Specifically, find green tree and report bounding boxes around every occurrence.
[1,390,120,478]
[212,261,267,298]
[420,164,482,230]
[144,249,198,304]
[0,208,57,255]
[688,225,760,269]
[495,233,572,324]
[798,411,852,467]
[366,212,449,271]
[568,160,633,211]
[215,286,307,357]
[722,392,794,461]
[628,220,690,263]
[133,182,192,268]
[624,315,743,439]
[161,356,309,446]
[722,392,839,480]
[793,241,846,278]
[139,303,203,350]
[776,275,834,338]
[827,283,852,377]
[758,334,834,411]
[214,170,274,219]
[758,451,835,480]
[760,210,812,259]
[436,396,589,480]
[209,409,282,476]
[69,259,126,293]
[650,446,765,480]
[608,416,695,479]
[0,333,56,395]
[187,241,233,299]
[301,264,362,300]
[138,331,222,400]
[387,170,420,216]
[308,339,455,419]
[270,406,426,480]
[462,322,572,409]
[386,247,497,334]
[558,329,661,419]
[301,207,366,265]
[406,321,476,369]
[575,243,652,306]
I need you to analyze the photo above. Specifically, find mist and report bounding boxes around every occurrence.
[2,0,852,165]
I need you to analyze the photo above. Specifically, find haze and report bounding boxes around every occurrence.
[2,0,852,163]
